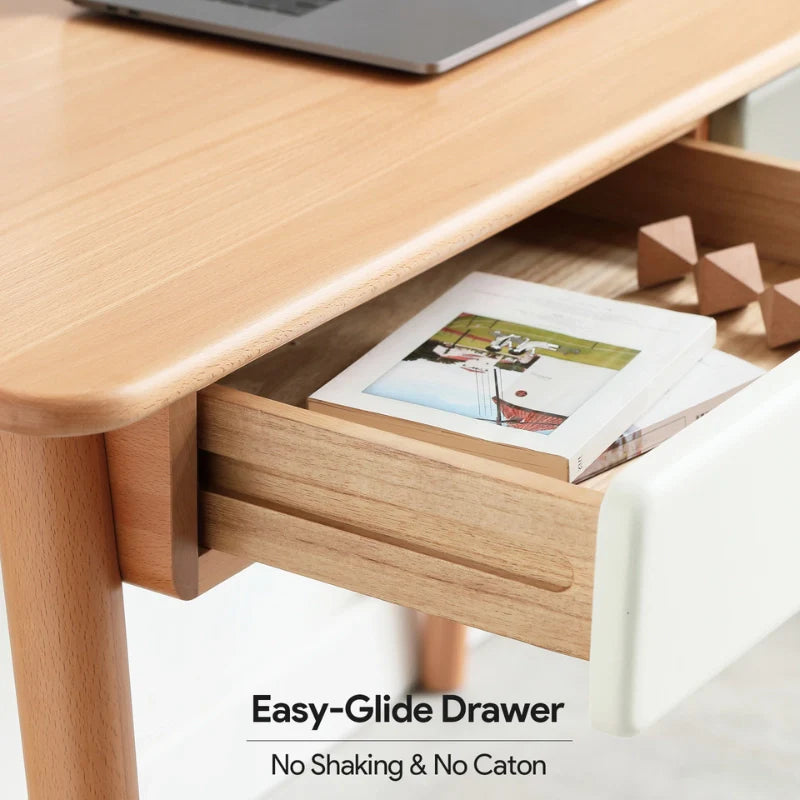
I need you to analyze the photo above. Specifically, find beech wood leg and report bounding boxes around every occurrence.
[420,615,468,692]
[0,433,139,799]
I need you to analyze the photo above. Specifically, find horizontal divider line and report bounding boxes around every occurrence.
[246,739,574,743]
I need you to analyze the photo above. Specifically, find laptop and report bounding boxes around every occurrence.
[72,0,603,74]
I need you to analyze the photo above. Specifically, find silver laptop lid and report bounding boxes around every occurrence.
[74,0,602,74]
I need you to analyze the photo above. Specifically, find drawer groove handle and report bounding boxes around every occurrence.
[201,488,574,594]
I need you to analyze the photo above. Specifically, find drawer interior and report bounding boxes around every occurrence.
[215,207,799,490]
[200,139,800,658]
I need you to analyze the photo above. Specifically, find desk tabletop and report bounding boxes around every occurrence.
[3,0,800,435]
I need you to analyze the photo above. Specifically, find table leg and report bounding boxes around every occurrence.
[0,433,139,799]
[420,615,467,692]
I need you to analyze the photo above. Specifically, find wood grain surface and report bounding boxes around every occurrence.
[202,488,596,659]
[105,393,199,598]
[105,394,252,597]
[2,0,800,435]
[0,433,139,799]
[199,385,600,658]
[566,138,800,265]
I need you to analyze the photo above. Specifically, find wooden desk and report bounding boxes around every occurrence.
[3,0,800,436]
[2,1,800,796]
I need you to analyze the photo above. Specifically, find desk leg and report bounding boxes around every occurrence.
[420,616,467,692]
[0,433,139,799]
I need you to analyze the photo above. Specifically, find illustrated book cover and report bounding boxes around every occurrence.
[309,273,716,481]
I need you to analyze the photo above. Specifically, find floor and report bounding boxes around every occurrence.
[268,616,800,799]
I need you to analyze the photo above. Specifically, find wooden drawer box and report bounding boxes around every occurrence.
[108,137,800,736]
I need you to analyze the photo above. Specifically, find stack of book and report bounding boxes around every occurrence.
[308,273,762,483]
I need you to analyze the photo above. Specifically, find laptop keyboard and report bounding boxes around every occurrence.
[213,0,339,17]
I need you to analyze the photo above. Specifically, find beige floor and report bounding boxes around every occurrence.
[268,616,800,799]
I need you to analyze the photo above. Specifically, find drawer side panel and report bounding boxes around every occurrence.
[198,385,601,658]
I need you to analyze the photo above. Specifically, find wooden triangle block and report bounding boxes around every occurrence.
[694,243,764,316]
[760,278,800,348]
[637,216,697,288]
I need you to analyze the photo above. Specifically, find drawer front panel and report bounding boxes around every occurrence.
[593,352,800,735]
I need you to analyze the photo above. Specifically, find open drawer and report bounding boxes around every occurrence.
[194,138,800,736]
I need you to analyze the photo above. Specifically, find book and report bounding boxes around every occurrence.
[308,272,716,481]
[578,349,764,482]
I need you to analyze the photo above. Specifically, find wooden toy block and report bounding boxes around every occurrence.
[694,243,764,316]
[637,216,697,288]
[759,278,800,348]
